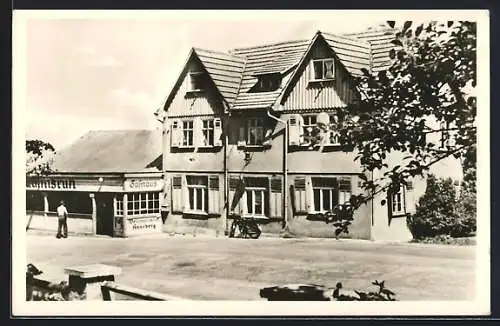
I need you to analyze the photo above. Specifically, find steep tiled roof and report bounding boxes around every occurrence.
[193,48,246,105]
[165,27,396,112]
[344,26,396,72]
[52,130,162,173]
[321,32,372,76]
[230,40,310,110]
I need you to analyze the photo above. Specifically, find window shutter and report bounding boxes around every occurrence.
[171,175,183,212]
[171,119,182,147]
[405,181,415,212]
[228,176,239,214]
[305,176,315,214]
[293,177,307,213]
[213,117,223,147]
[324,59,334,79]
[288,114,301,146]
[239,189,248,216]
[237,125,246,146]
[207,175,220,215]
[193,117,204,149]
[308,60,314,81]
[269,176,282,218]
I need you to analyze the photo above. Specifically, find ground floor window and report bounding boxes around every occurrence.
[46,192,92,216]
[312,177,352,212]
[244,177,268,216]
[389,186,405,215]
[122,192,160,216]
[187,176,208,213]
[26,191,44,212]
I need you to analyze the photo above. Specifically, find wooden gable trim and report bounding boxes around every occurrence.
[162,48,231,114]
[274,33,362,109]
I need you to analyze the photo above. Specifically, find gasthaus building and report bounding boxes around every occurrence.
[26,130,164,237]
[155,26,463,241]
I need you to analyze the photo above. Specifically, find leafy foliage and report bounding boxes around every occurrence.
[26,139,56,176]
[333,280,396,301]
[322,204,355,239]
[326,21,476,207]
[260,280,396,301]
[26,264,85,301]
[407,174,476,238]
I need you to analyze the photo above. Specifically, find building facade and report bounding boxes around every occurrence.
[157,28,463,241]
[26,130,164,237]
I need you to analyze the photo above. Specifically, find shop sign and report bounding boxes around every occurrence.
[128,217,159,231]
[124,179,161,192]
[27,177,76,190]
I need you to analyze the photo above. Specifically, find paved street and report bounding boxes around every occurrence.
[26,233,476,300]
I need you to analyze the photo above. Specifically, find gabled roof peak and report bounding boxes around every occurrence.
[231,39,309,54]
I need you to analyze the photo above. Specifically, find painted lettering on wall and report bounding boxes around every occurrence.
[27,178,76,190]
[128,179,157,189]
[129,217,159,231]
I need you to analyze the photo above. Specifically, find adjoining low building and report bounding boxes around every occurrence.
[26,130,164,237]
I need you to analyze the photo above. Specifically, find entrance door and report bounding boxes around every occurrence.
[95,193,115,236]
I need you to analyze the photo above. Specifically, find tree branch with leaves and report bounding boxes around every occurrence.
[333,20,476,208]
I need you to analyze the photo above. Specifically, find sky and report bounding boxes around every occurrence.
[15,10,453,150]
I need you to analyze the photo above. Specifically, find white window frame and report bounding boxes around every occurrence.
[187,176,208,213]
[202,119,215,147]
[328,115,341,146]
[390,187,405,216]
[182,120,194,147]
[301,113,341,146]
[123,192,160,216]
[302,115,317,145]
[338,178,352,205]
[246,187,267,217]
[311,58,335,81]
[313,187,336,213]
[247,118,265,146]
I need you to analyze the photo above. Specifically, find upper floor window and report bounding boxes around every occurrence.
[171,117,222,148]
[311,59,335,81]
[188,72,206,92]
[202,119,214,146]
[182,120,194,147]
[440,121,456,149]
[247,118,265,146]
[289,113,340,147]
[250,74,281,93]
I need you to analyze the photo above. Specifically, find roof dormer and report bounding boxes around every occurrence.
[248,73,282,93]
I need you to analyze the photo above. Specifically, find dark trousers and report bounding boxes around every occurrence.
[57,217,68,237]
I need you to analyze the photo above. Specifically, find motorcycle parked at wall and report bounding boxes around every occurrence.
[229,216,262,239]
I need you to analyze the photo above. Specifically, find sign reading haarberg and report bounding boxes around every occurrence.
[27,178,76,190]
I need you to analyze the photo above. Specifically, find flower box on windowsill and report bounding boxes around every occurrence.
[307,78,335,87]
[183,210,208,216]
[185,89,205,96]
[237,143,272,151]
[241,215,269,220]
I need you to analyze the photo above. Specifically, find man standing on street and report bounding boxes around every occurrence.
[56,200,68,239]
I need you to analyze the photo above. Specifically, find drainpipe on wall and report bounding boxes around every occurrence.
[223,104,230,235]
[267,108,288,229]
